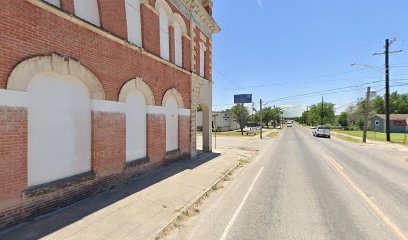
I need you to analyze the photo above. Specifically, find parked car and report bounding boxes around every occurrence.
[312,125,331,138]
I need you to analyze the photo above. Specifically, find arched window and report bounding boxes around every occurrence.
[165,96,178,151]
[173,14,187,67]
[125,0,142,46]
[125,91,146,161]
[74,0,100,26]
[174,23,182,67]
[27,73,91,186]
[159,8,170,61]
[44,0,60,7]
[119,78,154,163]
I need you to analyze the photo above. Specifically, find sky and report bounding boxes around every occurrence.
[211,0,408,117]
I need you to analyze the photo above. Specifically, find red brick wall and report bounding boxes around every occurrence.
[91,112,126,177]
[194,27,201,74]
[98,0,128,40]
[60,0,75,14]
[0,107,27,210]
[141,3,161,56]
[147,114,166,163]
[204,41,210,80]
[178,115,190,155]
[0,1,190,107]
[169,25,175,64]
[182,36,191,71]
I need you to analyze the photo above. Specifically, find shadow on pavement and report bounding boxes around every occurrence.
[0,152,221,240]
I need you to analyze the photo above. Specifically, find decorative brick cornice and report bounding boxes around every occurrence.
[179,0,220,34]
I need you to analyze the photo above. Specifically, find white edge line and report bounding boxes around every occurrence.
[220,166,264,240]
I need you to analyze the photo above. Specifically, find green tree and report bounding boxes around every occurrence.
[226,104,249,128]
[307,102,335,126]
[337,112,349,128]
[370,92,408,114]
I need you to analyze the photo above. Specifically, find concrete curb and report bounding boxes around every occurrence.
[154,155,242,239]
[154,129,285,239]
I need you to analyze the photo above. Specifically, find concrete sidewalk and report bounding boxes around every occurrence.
[0,138,266,240]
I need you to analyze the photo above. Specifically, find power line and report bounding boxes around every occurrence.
[213,81,382,107]
[263,80,382,104]
[212,68,242,89]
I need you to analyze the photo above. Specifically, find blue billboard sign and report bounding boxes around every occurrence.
[234,94,252,104]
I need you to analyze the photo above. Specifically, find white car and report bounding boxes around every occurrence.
[313,125,331,138]
[287,122,292,127]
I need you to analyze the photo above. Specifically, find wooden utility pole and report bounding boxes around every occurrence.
[241,103,244,135]
[260,99,263,139]
[373,38,402,141]
[363,87,371,143]
[321,96,324,125]
[385,39,391,141]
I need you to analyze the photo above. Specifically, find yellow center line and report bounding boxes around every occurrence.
[324,154,408,240]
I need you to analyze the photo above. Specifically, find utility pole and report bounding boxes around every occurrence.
[321,96,324,125]
[363,87,371,143]
[373,38,402,141]
[384,39,391,142]
[306,105,309,126]
[260,99,263,139]
[241,103,244,135]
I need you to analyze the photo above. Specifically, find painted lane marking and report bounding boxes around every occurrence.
[324,154,407,240]
[219,167,264,240]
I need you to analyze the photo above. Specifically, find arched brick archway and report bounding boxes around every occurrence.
[119,78,155,162]
[7,54,105,99]
[6,54,105,187]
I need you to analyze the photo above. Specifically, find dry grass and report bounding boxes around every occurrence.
[265,131,280,139]
[331,132,362,144]
[155,157,251,239]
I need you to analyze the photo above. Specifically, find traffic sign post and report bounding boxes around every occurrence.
[234,94,252,136]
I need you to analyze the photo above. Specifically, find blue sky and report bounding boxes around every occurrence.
[211,0,408,117]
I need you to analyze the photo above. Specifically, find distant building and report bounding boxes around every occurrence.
[197,111,240,132]
[369,114,408,133]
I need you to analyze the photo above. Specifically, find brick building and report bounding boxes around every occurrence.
[0,0,219,229]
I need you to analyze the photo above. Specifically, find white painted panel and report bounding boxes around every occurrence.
[166,97,178,151]
[91,99,126,113]
[174,24,183,67]
[159,8,170,61]
[200,44,205,77]
[126,91,146,161]
[125,0,142,46]
[44,0,60,7]
[74,0,100,26]
[27,73,91,187]
[178,108,190,116]
[0,89,28,107]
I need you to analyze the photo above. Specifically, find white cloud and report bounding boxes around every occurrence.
[257,0,263,10]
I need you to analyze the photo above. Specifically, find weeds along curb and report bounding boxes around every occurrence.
[155,130,280,239]
[154,156,248,239]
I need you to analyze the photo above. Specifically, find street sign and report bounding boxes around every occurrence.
[234,94,252,104]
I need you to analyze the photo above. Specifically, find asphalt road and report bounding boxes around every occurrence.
[166,124,408,240]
